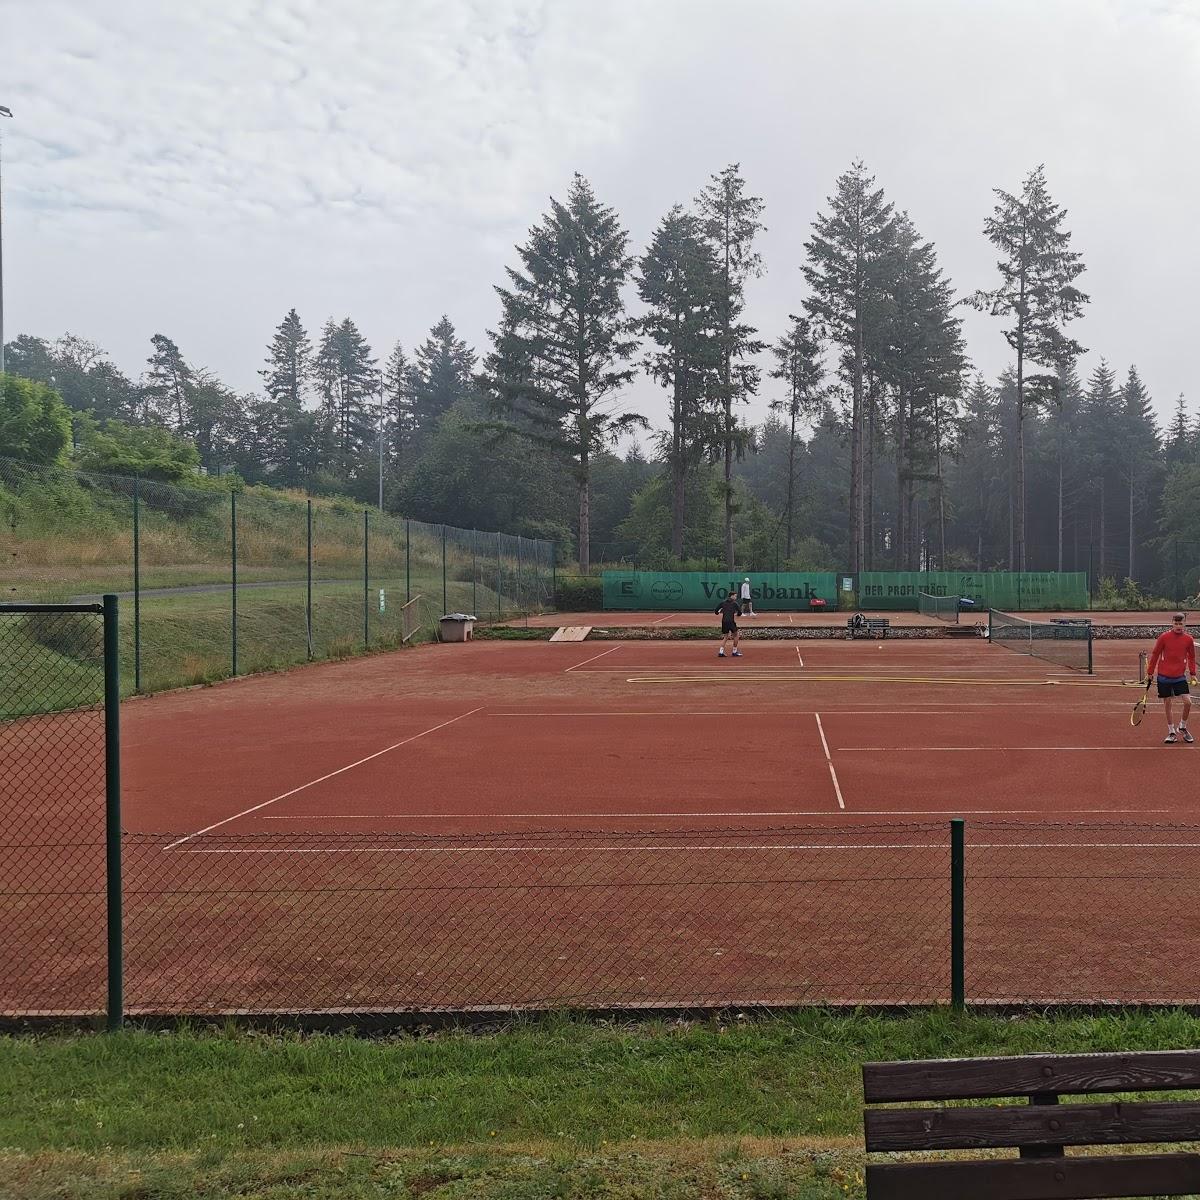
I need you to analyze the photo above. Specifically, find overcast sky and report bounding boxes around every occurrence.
[3,0,1198,442]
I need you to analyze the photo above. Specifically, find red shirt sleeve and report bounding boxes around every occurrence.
[1148,632,1168,677]
[1190,635,1196,679]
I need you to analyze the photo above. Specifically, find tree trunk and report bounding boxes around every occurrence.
[1128,472,1135,581]
[1015,356,1026,572]
[849,309,864,575]
[578,464,590,575]
[896,388,907,571]
[865,378,876,571]
[785,404,797,560]
[670,365,685,560]
[723,389,734,570]
[1057,437,1064,572]
[1098,475,1106,582]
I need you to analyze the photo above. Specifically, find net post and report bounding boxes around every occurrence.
[950,817,965,1012]
[230,490,238,677]
[132,475,141,693]
[103,594,123,1032]
[306,499,313,661]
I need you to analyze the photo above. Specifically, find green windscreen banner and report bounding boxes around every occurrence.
[856,571,1089,611]
[602,571,839,611]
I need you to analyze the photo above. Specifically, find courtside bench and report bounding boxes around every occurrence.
[847,618,890,639]
[862,1048,1200,1198]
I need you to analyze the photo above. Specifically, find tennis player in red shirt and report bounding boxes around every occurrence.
[1146,613,1198,743]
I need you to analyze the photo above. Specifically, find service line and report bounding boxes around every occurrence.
[814,712,845,810]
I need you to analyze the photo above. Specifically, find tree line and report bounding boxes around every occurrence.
[2,160,1195,596]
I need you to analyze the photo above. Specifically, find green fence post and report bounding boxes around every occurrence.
[551,545,557,612]
[230,491,238,676]
[363,509,370,648]
[472,529,478,615]
[951,817,965,1012]
[442,525,448,614]
[306,499,313,660]
[405,518,411,605]
[516,536,523,615]
[103,594,123,1031]
[132,476,141,693]
[497,531,502,620]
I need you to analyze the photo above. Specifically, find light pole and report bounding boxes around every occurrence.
[0,104,12,379]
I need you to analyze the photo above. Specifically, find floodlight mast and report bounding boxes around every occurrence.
[0,104,12,379]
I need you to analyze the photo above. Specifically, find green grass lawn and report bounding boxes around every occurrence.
[4,1009,1200,1198]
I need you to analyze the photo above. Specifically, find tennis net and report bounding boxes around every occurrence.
[988,609,1093,673]
[918,591,959,624]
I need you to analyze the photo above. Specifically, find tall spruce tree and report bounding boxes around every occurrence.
[803,162,898,573]
[488,174,642,572]
[381,340,415,462]
[970,165,1088,571]
[768,316,823,560]
[1120,365,1159,580]
[1082,360,1121,582]
[637,204,723,559]
[260,309,312,413]
[314,317,377,478]
[697,165,766,569]
[1166,394,1193,467]
[411,316,476,439]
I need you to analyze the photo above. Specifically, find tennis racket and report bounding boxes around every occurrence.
[1132,680,1152,727]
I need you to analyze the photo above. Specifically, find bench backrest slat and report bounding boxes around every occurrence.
[865,1098,1200,1152]
[862,1050,1200,1102]
[867,1152,1200,1200]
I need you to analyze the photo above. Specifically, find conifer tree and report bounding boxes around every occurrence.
[637,204,723,559]
[260,309,312,414]
[1082,360,1121,582]
[768,316,823,560]
[970,165,1088,571]
[315,317,377,476]
[698,164,766,569]
[488,174,642,572]
[1121,365,1159,580]
[145,334,194,432]
[381,340,415,461]
[411,316,475,439]
[803,162,898,573]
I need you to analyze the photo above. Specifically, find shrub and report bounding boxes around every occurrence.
[556,574,602,610]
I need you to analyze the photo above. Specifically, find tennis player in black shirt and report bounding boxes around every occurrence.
[715,593,743,658]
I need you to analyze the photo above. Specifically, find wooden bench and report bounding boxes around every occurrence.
[848,618,890,639]
[863,1049,1200,1198]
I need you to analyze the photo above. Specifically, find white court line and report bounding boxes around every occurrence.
[796,646,804,666]
[814,712,845,809]
[262,807,1175,820]
[185,840,1200,855]
[564,645,623,672]
[163,707,486,849]
[651,612,678,625]
[837,745,1164,752]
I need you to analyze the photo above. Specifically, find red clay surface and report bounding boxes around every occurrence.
[516,609,1173,628]
[7,634,1200,1015]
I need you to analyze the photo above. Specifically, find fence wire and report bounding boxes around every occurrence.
[0,606,108,1016]
[1,457,555,695]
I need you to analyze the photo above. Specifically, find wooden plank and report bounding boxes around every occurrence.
[866,1152,1200,1200]
[866,1098,1200,1151]
[862,1050,1200,1102]
[549,627,591,642]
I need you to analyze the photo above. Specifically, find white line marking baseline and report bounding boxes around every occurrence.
[184,841,1200,855]
[564,645,623,672]
[261,807,1173,820]
[163,707,486,849]
[836,745,1164,752]
[814,712,845,810]
[651,612,678,625]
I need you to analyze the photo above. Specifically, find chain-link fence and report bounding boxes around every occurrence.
[1,457,556,695]
[0,600,121,1026]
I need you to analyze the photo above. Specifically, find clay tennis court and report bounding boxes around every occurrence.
[9,629,1200,1016]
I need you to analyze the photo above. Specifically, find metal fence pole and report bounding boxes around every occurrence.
[551,546,557,611]
[471,529,477,615]
[497,531,502,620]
[442,525,447,614]
[363,509,370,647]
[132,476,141,693]
[306,499,313,660]
[103,594,123,1031]
[516,536,523,614]
[405,518,411,605]
[951,817,965,1011]
[230,491,238,676]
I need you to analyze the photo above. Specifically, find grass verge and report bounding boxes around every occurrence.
[3,1009,1200,1198]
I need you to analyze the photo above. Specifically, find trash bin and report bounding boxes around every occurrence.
[439,613,476,642]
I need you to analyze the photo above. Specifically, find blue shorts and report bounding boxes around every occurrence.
[1157,676,1190,699]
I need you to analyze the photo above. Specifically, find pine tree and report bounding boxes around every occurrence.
[1166,393,1192,467]
[381,340,415,462]
[1082,360,1121,583]
[768,316,823,560]
[952,376,1002,569]
[411,316,476,439]
[969,165,1089,571]
[314,318,377,478]
[803,162,898,574]
[637,204,723,559]
[1120,365,1159,581]
[260,309,312,413]
[144,334,195,431]
[487,174,642,573]
[697,164,766,569]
